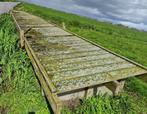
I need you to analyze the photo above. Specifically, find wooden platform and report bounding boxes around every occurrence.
[11,11,147,114]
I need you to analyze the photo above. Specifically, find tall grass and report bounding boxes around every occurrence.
[62,93,147,114]
[125,77,147,97]
[0,14,32,92]
[0,14,18,88]
[0,14,49,113]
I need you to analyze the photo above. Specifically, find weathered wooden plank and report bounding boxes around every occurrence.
[28,27,72,37]
[44,57,126,73]
[28,37,90,46]
[29,39,95,50]
[40,54,115,74]
[41,53,114,67]
[38,50,107,61]
[109,67,147,79]
[29,39,91,48]
[17,21,48,26]
[52,61,135,82]
[32,44,101,56]
[20,24,54,28]
[55,67,146,93]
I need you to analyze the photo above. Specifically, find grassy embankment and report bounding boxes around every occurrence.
[0,14,49,114]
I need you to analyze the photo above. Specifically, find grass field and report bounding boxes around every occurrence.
[0,14,49,114]
[0,2,147,114]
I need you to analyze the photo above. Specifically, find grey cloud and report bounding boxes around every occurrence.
[19,0,147,31]
[119,21,147,30]
[74,0,147,24]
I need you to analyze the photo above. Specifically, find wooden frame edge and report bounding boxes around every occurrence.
[25,42,62,114]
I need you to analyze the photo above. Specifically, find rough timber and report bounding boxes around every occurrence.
[11,10,147,114]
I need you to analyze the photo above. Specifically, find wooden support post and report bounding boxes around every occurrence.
[20,30,25,48]
[41,88,45,97]
[84,87,88,98]
[105,80,125,96]
[62,22,66,29]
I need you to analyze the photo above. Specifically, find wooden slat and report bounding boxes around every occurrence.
[40,53,113,66]
[29,40,96,50]
[29,27,72,37]
[44,57,126,73]
[39,49,106,60]
[52,61,135,82]
[28,38,90,47]
[55,67,146,93]
[32,45,101,56]
[38,50,107,61]
[20,24,54,28]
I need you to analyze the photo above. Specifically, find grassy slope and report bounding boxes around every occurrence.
[0,2,143,114]
[0,14,49,114]
[15,3,147,97]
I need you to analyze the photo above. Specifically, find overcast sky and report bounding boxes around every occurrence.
[20,0,147,31]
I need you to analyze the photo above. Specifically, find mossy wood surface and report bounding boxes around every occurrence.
[12,10,147,94]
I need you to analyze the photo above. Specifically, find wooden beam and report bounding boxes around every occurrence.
[20,30,25,48]
[62,22,66,29]
[10,11,25,48]
[105,80,125,96]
